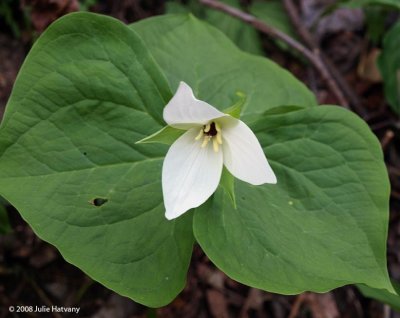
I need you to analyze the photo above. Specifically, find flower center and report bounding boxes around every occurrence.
[195,121,223,152]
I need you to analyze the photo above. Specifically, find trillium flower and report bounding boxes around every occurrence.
[162,82,277,220]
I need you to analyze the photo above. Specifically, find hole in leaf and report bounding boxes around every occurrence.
[90,198,108,206]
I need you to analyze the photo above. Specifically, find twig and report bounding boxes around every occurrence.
[384,304,391,318]
[365,108,389,122]
[239,288,263,318]
[25,273,63,318]
[282,0,365,116]
[381,130,394,150]
[288,293,307,318]
[199,0,364,114]
[370,119,395,131]
[347,287,364,317]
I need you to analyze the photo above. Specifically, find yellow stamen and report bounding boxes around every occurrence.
[212,138,219,152]
[195,128,203,141]
[201,136,211,148]
[195,122,223,150]
[216,133,222,145]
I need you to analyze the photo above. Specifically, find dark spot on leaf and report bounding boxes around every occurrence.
[90,198,108,206]
[83,152,87,156]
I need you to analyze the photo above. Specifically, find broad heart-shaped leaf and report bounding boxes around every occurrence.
[378,21,400,114]
[131,14,317,124]
[194,105,393,294]
[0,12,194,307]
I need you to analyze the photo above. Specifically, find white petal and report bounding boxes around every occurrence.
[163,82,226,129]
[221,118,277,185]
[162,128,223,220]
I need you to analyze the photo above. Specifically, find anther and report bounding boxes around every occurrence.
[212,138,219,152]
[216,133,222,145]
[195,121,223,151]
[201,136,211,148]
[195,128,203,141]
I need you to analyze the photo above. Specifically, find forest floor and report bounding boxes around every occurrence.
[0,0,399,317]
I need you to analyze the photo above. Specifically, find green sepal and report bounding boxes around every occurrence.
[136,126,185,145]
[223,91,246,119]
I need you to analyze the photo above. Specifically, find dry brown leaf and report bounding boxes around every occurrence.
[307,293,340,318]
[207,289,230,318]
[22,0,79,32]
[358,48,383,83]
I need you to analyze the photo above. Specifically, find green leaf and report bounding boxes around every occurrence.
[131,14,317,124]
[166,0,264,55]
[250,0,296,36]
[250,0,299,50]
[165,2,192,14]
[194,105,392,294]
[136,126,185,145]
[0,12,194,307]
[378,21,400,114]
[205,0,264,55]
[357,281,400,311]
[364,6,388,44]
[341,0,400,9]
[0,0,21,38]
[219,167,236,208]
